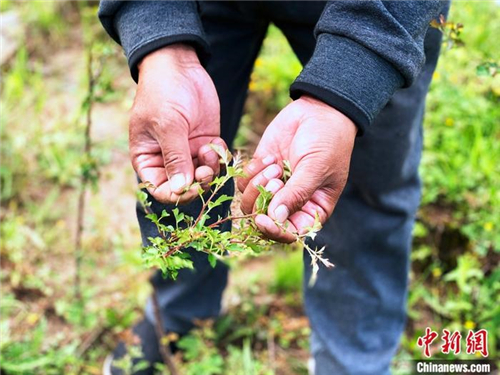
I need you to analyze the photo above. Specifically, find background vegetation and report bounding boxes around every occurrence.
[1,2,498,374]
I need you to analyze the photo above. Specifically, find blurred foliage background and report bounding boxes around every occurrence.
[0,1,499,374]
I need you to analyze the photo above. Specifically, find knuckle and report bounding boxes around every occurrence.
[241,192,255,214]
[163,151,188,170]
[240,201,251,214]
[237,179,247,193]
[130,101,190,133]
[252,175,264,187]
[161,102,191,128]
[287,187,311,210]
[130,157,140,172]
[130,100,149,124]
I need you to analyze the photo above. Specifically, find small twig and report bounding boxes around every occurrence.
[152,291,179,375]
[207,213,257,228]
[163,244,183,258]
[267,331,276,372]
[77,323,107,357]
[193,176,228,226]
[74,45,97,316]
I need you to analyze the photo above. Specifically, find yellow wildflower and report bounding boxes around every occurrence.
[465,320,476,330]
[249,81,257,92]
[26,313,39,325]
[432,267,442,278]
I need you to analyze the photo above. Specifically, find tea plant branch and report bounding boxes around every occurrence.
[206,213,257,229]
[138,146,334,284]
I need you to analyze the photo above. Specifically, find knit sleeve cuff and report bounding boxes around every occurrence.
[290,33,405,135]
[112,1,209,82]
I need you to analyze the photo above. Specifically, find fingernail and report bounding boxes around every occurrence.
[262,155,276,165]
[170,174,186,192]
[274,205,289,223]
[265,179,281,193]
[263,165,281,179]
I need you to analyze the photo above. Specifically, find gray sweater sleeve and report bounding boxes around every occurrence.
[99,1,446,134]
[98,1,209,82]
[289,1,447,134]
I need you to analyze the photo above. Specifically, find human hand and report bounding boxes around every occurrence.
[237,95,357,243]
[130,44,226,204]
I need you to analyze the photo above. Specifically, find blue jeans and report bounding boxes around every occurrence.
[138,2,445,374]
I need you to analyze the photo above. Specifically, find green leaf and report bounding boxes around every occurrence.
[303,211,322,240]
[145,213,158,223]
[227,165,245,178]
[208,254,217,268]
[172,208,185,227]
[476,61,498,77]
[136,190,150,207]
[195,214,209,230]
[209,143,232,165]
[255,185,273,214]
[282,159,292,182]
[208,194,233,210]
[209,176,227,186]
[226,243,248,253]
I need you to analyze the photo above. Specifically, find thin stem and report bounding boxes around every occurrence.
[207,213,257,228]
[152,291,179,375]
[74,45,97,316]
[193,175,229,226]
[141,201,178,243]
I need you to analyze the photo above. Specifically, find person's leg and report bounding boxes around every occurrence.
[303,28,443,375]
[271,4,445,374]
[108,5,269,374]
[141,1,269,335]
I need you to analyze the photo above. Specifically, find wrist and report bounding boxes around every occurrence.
[299,94,358,137]
[138,44,200,74]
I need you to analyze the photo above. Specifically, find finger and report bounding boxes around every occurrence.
[198,138,227,177]
[265,178,284,194]
[267,164,324,224]
[157,127,195,194]
[279,190,335,234]
[240,164,282,214]
[149,178,200,204]
[133,152,168,188]
[288,211,315,235]
[195,165,214,190]
[254,214,297,244]
[301,198,330,224]
[156,166,215,204]
[237,154,277,193]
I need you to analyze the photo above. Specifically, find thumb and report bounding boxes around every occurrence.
[267,164,322,223]
[159,128,194,194]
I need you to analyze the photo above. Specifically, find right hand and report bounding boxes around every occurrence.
[130,44,226,204]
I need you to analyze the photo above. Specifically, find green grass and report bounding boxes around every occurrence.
[271,249,303,296]
[405,1,500,361]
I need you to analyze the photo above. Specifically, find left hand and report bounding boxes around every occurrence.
[237,95,357,243]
